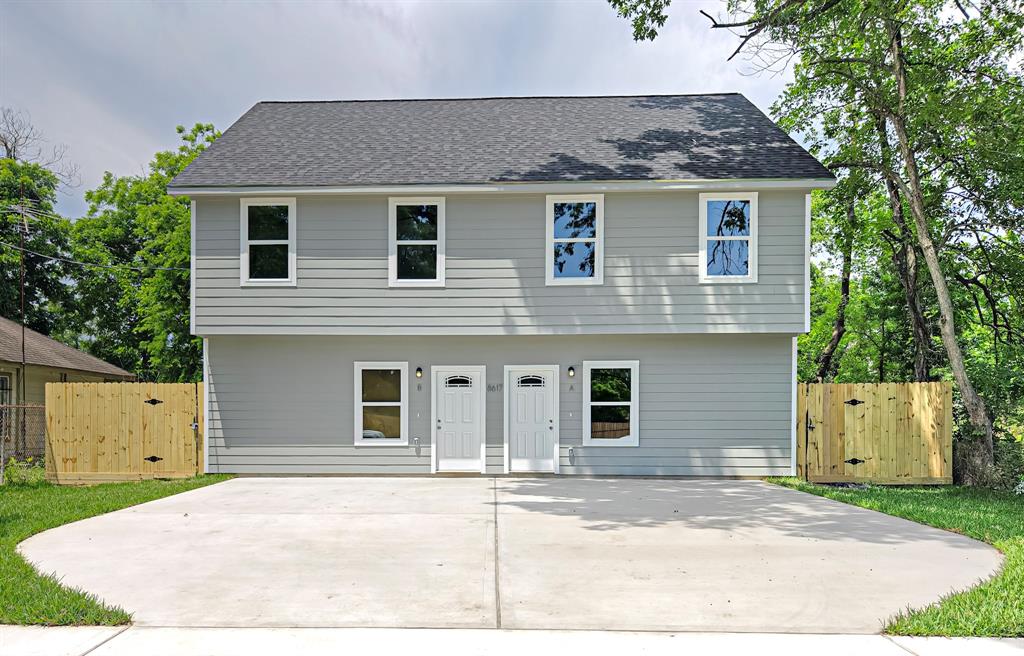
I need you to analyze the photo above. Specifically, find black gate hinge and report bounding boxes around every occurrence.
[844,398,865,406]
[144,398,163,405]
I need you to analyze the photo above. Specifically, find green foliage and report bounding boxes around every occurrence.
[991,439,1024,492]
[3,457,44,485]
[771,479,1024,636]
[0,159,71,334]
[0,474,231,625]
[62,124,219,381]
[608,0,672,40]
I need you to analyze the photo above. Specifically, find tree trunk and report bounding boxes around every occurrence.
[874,116,930,381]
[883,184,931,381]
[886,23,995,468]
[816,202,854,381]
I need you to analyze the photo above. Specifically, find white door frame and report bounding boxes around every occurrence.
[503,364,560,474]
[430,365,487,474]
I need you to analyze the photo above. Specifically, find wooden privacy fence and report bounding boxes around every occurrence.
[797,382,952,484]
[45,382,203,484]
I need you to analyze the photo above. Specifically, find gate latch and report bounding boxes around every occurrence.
[144,398,163,406]
[144,455,164,463]
[844,457,865,465]
[844,398,865,406]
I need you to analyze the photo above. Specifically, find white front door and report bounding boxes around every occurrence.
[433,367,485,473]
[506,366,558,473]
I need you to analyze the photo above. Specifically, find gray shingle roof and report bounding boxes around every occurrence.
[0,316,134,378]
[170,94,833,189]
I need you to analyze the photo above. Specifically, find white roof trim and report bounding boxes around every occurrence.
[168,178,836,197]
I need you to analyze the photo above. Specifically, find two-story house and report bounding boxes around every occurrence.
[169,94,834,476]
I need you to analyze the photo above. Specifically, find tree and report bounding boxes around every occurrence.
[0,159,71,334]
[64,124,219,381]
[610,0,1024,474]
[0,108,76,334]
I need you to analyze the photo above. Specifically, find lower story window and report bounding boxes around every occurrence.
[354,362,408,446]
[583,360,639,447]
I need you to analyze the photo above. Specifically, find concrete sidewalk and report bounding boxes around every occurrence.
[3,626,1023,656]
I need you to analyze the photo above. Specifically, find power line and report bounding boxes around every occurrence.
[0,241,189,273]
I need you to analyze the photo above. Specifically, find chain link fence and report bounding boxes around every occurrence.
[1,403,46,465]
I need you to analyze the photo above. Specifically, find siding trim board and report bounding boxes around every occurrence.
[190,200,197,334]
[170,178,836,197]
[790,336,798,476]
[804,193,812,333]
[203,337,210,474]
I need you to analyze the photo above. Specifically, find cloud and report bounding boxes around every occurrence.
[1,0,790,217]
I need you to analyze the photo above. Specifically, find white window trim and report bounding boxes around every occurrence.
[388,197,446,287]
[698,192,758,284]
[582,360,639,447]
[545,194,604,286]
[354,361,409,446]
[240,197,297,287]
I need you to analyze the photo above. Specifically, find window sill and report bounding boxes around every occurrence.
[582,439,639,448]
[354,440,411,447]
[240,279,297,288]
[545,277,604,287]
[699,277,758,285]
[388,280,445,288]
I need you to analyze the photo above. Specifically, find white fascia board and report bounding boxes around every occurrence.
[168,177,837,197]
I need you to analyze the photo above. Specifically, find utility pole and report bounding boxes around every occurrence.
[18,184,28,458]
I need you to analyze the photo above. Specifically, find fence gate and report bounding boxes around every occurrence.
[45,382,203,484]
[796,382,952,484]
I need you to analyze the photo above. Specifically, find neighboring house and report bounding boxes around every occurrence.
[0,316,135,406]
[169,94,835,476]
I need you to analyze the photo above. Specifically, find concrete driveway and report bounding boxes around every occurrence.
[18,477,1002,633]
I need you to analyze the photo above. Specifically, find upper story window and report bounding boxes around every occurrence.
[354,362,409,446]
[240,198,296,286]
[389,198,445,287]
[545,195,604,285]
[699,192,758,283]
[583,360,639,447]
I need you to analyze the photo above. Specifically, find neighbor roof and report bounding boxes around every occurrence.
[0,316,134,378]
[169,94,833,189]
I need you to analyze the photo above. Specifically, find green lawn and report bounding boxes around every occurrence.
[770,478,1024,636]
[0,468,231,625]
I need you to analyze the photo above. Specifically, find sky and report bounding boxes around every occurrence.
[1,0,792,218]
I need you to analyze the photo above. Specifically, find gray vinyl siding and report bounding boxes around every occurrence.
[194,191,808,335]
[205,334,794,476]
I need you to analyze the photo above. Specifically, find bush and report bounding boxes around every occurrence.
[993,438,1024,492]
[2,457,45,486]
